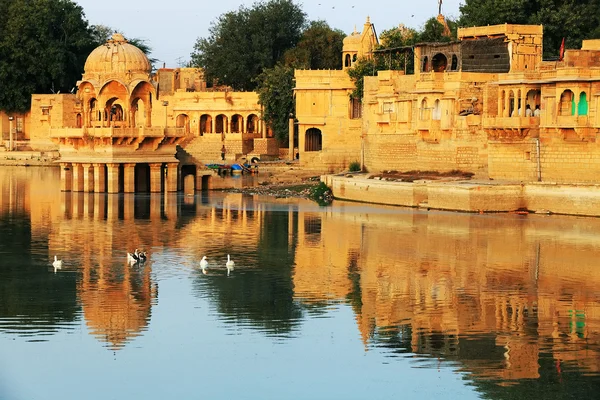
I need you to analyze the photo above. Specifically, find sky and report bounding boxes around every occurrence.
[74,0,464,67]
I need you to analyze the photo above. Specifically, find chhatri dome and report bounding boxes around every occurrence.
[83,33,151,81]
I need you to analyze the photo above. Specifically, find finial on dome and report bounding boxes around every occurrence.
[111,33,127,43]
[366,16,370,24]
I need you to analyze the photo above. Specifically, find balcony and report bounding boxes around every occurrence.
[483,116,540,129]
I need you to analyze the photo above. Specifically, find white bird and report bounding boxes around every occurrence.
[52,255,62,271]
[226,254,234,269]
[226,254,234,276]
[200,256,208,272]
[127,249,140,265]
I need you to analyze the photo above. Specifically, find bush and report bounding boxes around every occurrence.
[348,161,361,172]
[308,182,333,206]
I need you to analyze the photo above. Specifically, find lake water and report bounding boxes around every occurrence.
[0,166,599,400]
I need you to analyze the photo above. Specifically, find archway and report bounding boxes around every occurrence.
[422,56,429,72]
[231,114,243,133]
[578,92,588,115]
[131,98,146,128]
[247,114,259,136]
[200,114,212,134]
[432,53,448,72]
[215,114,228,134]
[432,99,441,120]
[305,128,322,152]
[344,54,351,68]
[420,98,430,120]
[176,114,190,133]
[559,90,575,116]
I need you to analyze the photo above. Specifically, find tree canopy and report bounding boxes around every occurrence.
[282,21,345,70]
[190,0,306,91]
[459,0,600,57]
[0,0,96,113]
[254,64,295,142]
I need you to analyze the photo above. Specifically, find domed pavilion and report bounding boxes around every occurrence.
[52,33,186,193]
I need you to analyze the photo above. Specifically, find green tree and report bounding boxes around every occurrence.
[347,57,384,101]
[0,0,96,113]
[190,0,306,91]
[255,64,295,142]
[459,0,600,57]
[283,20,345,69]
[416,17,457,43]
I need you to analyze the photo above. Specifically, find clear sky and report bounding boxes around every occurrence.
[74,0,464,67]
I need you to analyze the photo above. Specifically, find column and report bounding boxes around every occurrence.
[123,163,136,193]
[149,163,162,193]
[93,163,106,193]
[72,163,84,192]
[107,163,120,194]
[504,93,510,117]
[60,163,72,192]
[288,118,294,161]
[82,163,93,193]
[166,163,178,192]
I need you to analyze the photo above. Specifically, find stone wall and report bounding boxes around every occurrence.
[325,175,600,216]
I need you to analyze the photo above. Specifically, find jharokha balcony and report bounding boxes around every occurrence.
[50,126,188,147]
[483,116,540,141]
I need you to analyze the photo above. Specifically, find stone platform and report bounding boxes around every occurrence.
[323,174,600,217]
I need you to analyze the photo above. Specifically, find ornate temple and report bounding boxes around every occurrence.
[0,33,279,193]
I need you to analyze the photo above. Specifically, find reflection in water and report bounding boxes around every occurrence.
[0,166,599,399]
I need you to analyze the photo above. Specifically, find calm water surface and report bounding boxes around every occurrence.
[0,166,599,399]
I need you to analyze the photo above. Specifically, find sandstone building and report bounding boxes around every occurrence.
[1,33,278,192]
[295,19,600,184]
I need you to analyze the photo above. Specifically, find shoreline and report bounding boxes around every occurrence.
[4,155,600,217]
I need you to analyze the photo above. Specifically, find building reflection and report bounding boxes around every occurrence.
[291,206,600,383]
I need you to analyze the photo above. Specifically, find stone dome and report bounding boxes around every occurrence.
[84,33,151,77]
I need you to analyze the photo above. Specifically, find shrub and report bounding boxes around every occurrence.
[348,161,361,172]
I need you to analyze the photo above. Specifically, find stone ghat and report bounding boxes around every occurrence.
[322,174,600,217]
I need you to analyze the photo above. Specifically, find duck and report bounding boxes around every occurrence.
[138,251,147,263]
[226,254,234,269]
[52,255,62,271]
[200,256,208,272]
[127,249,140,264]
[226,254,234,276]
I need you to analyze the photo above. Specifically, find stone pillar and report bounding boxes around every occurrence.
[82,163,93,193]
[72,163,84,192]
[504,93,511,117]
[149,163,163,193]
[60,163,72,192]
[166,163,178,192]
[107,163,120,194]
[93,163,106,193]
[123,163,136,193]
[288,117,295,161]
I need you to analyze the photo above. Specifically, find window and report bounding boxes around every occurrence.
[350,98,362,119]
[578,92,588,116]
[382,102,394,113]
[16,117,23,133]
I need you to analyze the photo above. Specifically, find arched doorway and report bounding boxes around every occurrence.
[231,114,243,133]
[176,114,190,133]
[305,128,322,151]
[432,53,448,72]
[216,114,228,134]
[200,114,212,135]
